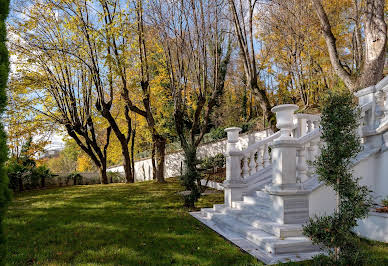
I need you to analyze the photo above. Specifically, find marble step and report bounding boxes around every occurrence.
[231,201,273,220]
[191,211,322,265]
[206,206,303,238]
[230,210,303,238]
[243,195,272,207]
[209,212,319,255]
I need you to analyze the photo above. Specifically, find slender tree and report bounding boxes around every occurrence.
[10,0,136,182]
[0,0,11,263]
[151,0,232,206]
[125,0,167,183]
[228,0,276,130]
[303,92,372,264]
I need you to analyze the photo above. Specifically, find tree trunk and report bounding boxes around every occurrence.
[311,0,387,91]
[131,129,136,182]
[99,164,108,184]
[122,146,134,183]
[154,136,166,183]
[181,144,201,208]
[151,141,156,179]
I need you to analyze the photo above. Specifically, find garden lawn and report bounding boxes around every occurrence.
[4,178,388,265]
[4,178,260,265]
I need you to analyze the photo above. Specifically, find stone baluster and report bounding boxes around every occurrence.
[306,141,315,177]
[256,146,263,171]
[263,144,270,167]
[296,146,308,183]
[307,120,313,133]
[384,90,388,120]
[249,151,256,175]
[295,117,303,138]
[375,90,385,126]
[242,154,249,178]
[313,120,320,130]
[223,127,247,207]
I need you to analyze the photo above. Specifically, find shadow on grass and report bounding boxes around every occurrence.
[5,178,261,265]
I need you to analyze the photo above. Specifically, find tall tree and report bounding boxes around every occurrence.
[125,0,167,183]
[10,0,137,182]
[311,0,387,91]
[9,4,113,183]
[0,0,11,263]
[152,0,232,206]
[228,0,276,130]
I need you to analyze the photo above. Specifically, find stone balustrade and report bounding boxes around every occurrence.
[223,104,323,206]
[240,131,281,179]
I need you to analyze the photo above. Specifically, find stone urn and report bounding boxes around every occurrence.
[271,104,299,140]
[224,127,241,152]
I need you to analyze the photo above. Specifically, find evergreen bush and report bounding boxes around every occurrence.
[303,92,372,264]
[0,0,10,264]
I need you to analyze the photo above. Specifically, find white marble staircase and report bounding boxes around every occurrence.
[192,184,321,264]
[192,107,324,264]
[192,78,388,264]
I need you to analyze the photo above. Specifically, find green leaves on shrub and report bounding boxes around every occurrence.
[199,153,225,171]
[7,157,56,191]
[303,91,372,264]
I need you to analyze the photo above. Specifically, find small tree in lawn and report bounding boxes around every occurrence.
[303,92,372,264]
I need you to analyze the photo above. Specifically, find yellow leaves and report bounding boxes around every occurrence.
[77,153,94,172]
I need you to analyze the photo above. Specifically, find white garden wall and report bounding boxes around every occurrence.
[108,129,271,182]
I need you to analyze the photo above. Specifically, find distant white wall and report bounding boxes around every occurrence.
[108,129,271,182]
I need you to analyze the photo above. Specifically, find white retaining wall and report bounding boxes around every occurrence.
[355,212,388,243]
[108,129,271,182]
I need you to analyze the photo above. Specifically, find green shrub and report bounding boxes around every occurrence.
[199,153,225,171]
[208,127,227,140]
[66,172,83,185]
[303,92,372,264]
[107,172,125,183]
[7,158,55,191]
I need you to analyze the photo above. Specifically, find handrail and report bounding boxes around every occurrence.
[296,128,321,145]
[242,131,281,154]
[295,113,321,121]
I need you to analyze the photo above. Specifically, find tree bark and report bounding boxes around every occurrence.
[99,164,108,184]
[122,145,134,183]
[131,129,136,182]
[360,0,387,88]
[154,135,166,183]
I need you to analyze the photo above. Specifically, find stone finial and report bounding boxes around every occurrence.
[271,104,299,140]
[225,127,242,143]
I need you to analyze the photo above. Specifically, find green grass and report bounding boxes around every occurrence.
[4,178,388,265]
[4,178,260,265]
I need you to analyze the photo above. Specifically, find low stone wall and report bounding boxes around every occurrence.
[200,179,224,190]
[355,211,388,243]
[46,172,126,187]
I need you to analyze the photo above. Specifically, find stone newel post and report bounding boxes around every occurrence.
[223,127,246,207]
[267,104,309,224]
[270,104,299,190]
